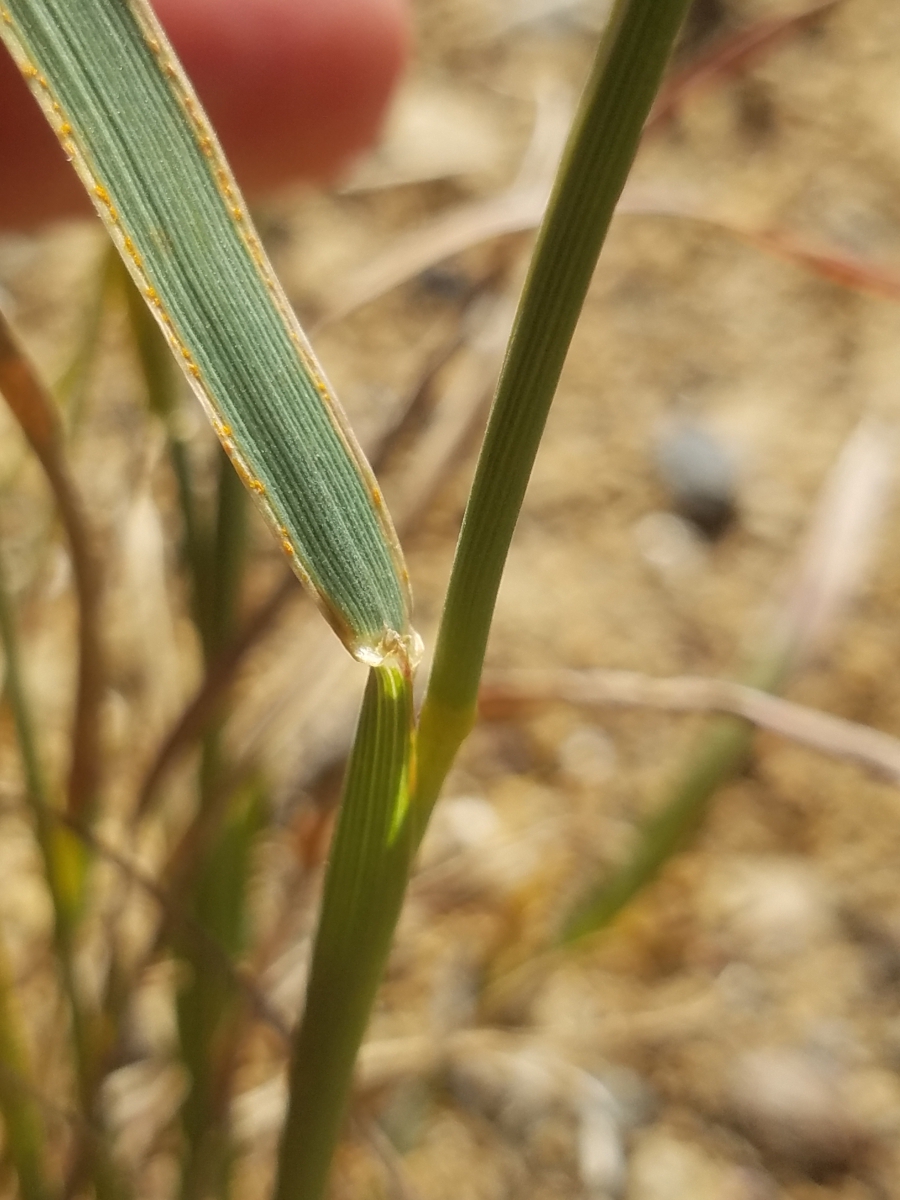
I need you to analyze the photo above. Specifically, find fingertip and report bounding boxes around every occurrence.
[0,0,410,228]
[157,0,411,188]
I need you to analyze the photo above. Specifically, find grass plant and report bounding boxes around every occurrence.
[0,0,691,1197]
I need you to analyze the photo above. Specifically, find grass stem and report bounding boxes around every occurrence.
[0,308,104,822]
[274,663,416,1200]
[0,544,122,1200]
[0,930,51,1200]
[416,0,692,823]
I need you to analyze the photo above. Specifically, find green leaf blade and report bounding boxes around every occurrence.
[1,0,414,662]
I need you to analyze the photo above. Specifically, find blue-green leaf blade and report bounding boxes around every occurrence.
[0,0,414,663]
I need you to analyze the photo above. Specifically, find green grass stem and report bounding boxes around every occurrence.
[563,715,755,942]
[121,261,209,628]
[177,781,265,1200]
[55,242,119,430]
[0,544,122,1200]
[207,450,249,660]
[274,664,416,1200]
[560,651,790,942]
[0,930,51,1200]
[416,0,692,821]
[0,308,104,821]
[175,449,252,1200]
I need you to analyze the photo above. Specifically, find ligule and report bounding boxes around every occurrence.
[0,0,415,665]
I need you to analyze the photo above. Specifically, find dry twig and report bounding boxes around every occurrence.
[481,668,900,785]
[646,0,841,133]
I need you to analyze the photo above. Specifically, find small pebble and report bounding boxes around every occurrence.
[634,511,708,580]
[447,1043,566,1137]
[414,793,514,904]
[447,1038,632,1186]
[627,1129,772,1200]
[419,795,502,867]
[430,947,481,1033]
[725,1047,872,1173]
[577,1076,627,1196]
[558,724,618,787]
[102,1061,184,1166]
[655,420,738,538]
[417,264,472,302]
[699,855,836,964]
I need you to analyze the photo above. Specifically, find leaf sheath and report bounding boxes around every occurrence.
[275,664,416,1200]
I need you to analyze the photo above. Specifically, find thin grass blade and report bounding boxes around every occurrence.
[0,544,122,1200]
[562,710,760,942]
[0,308,103,820]
[0,0,415,665]
[0,930,51,1200]
[177,780,266,1200]
[416,0,692,816]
